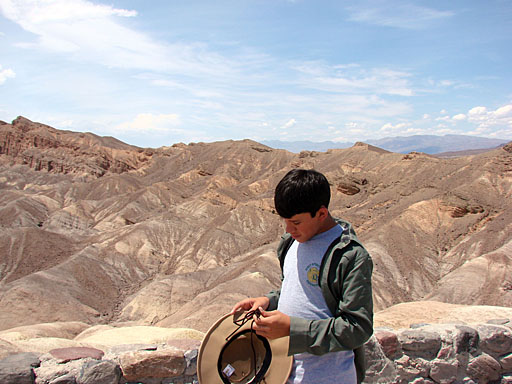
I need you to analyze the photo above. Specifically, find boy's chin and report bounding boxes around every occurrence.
[291,234,310,243]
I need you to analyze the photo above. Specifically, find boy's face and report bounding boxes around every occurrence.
[283,209,326,243]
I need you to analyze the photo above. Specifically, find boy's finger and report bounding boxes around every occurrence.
[232,306,244,314]
[257,306,268,316]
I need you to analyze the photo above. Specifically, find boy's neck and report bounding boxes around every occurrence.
[316,214,338,236]
[323,214,338,230]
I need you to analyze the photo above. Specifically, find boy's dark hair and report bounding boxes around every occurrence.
[274,169,331,218]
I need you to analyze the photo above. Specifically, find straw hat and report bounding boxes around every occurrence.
[197,310,293,384]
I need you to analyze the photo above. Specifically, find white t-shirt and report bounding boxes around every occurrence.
[277,224,357,384]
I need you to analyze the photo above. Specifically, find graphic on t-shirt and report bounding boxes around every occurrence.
[305,263,320,286]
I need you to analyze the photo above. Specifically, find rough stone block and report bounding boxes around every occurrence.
[477,325,512,355]
[49,347,104,363]
[398,329,441,358]
[410,378,435,384]
[76,360,121,384]
[454,326,479,354]
[120,349,186,381]
[363,336,397,383]
[437,346,454,360]
[500,352,512,373]
[166,339,201,351]
[107,344,158,355]
[375,330,401,358]
[0,352,39,384]
[49,373,76,384]
[35,358,88,384]
[467,353,501,383]
[394,355,431,383]
[411,323,431,329]
[429,359,458,384]
[487,319,511,326]
[412,357,431,378]
[184,349,198,376]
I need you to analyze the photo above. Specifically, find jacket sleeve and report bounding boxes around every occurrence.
[265,289,281,311]
[288,244,373,355]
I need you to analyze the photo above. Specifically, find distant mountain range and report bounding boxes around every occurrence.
[262,134,509,154]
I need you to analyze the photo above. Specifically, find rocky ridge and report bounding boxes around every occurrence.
[0,116,153,178]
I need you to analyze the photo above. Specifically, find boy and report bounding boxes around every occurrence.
[231,169,373,384]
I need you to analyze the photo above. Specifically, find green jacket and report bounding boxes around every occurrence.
[265,218,373,383]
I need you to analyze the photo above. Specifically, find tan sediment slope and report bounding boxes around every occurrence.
[0,322,204,355]
[73,325,204,349]
[0,321,90,356]
[0,322,89,343]
[375,301,512,329]
[1,117,511,339]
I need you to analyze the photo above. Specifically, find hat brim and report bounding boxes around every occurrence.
[197,311,292,384]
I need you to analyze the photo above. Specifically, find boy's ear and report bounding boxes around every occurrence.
[317,206,329,220]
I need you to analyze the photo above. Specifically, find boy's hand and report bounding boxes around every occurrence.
[252,308,290,339]
[230,296,270,314]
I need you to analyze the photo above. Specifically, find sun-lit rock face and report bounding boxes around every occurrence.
[0,116,511,339]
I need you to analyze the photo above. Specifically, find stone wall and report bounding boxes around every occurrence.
[1,320,511,384]
[0,340,200,384]
[366,319,512,384]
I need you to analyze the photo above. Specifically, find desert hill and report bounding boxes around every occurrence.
[0,116,511,336]
[0,116,152,178]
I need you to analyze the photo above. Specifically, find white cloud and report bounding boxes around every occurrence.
[429,105,512,134]
[0,65,15,84]
[426,78,471,91]
[281,118,296,129]
[346,2,454,30]
[377,117,469,138]
[115,113,181,133]
[344,122,367,137]
[440,104,512,137]
[468,106,487,116]
[150,77,225,99]
[495,105,512,118]
[0,0,137,23]
[439,80,454,87]
[380,122,411,134]
[0,0,234,76]
[345,122,359,129]
[294,63,414,96]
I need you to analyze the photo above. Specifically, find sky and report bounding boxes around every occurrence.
[0,0,511,148]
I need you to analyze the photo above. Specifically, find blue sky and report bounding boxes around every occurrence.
[0,0,511,148]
